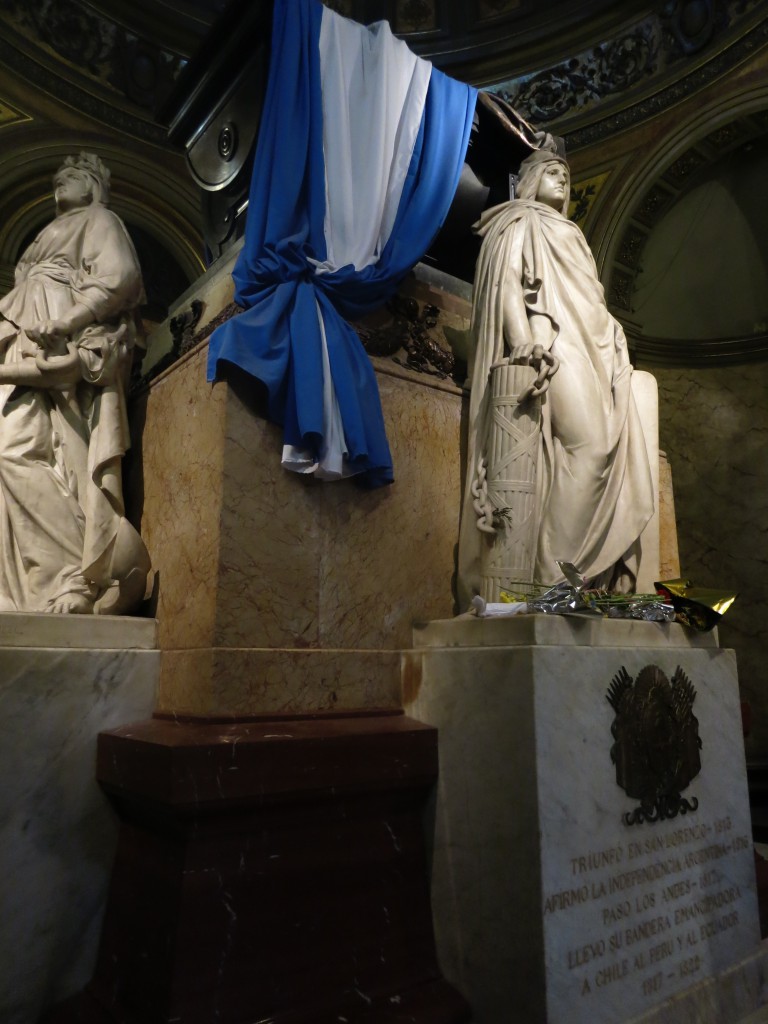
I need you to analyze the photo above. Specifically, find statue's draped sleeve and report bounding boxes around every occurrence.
[68,207,144,323]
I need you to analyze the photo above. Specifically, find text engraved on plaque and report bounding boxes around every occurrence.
[544,818,749,1005]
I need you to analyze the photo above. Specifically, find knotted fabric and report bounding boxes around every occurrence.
[207,0,476,486]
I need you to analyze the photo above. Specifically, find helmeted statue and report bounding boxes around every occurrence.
[0,152,150,614]
[458,139,654,607]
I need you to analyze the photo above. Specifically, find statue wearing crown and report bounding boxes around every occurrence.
[458,138,654,606]
[0,152,150,614]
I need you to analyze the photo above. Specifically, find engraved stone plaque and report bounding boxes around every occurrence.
[405,616,761,1024]
[540,653,756,1023]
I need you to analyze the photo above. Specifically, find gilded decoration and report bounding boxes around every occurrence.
[0,97,30,128]
[568,171,610,225]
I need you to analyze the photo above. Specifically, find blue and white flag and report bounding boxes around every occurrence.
[207,0,477,487]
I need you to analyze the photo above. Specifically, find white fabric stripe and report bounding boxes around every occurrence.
[314,8,431,274]
[281,298,354,480]
[284,8,431,480]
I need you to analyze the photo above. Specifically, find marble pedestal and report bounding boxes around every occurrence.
[131,252,681,722]
[129,257,470,718]
[0,614,159,1024]
[46,712,470,1024]
[403,615,762,1024]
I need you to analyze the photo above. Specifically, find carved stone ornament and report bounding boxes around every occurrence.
[607,664,703,826]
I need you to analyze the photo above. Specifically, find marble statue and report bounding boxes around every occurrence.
[458,139,654,607]
[0,152,150,614]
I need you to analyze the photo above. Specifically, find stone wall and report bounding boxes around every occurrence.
[654,363,768,756]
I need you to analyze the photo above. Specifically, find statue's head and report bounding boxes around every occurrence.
[53,152,111,213]
[516,137,570,216]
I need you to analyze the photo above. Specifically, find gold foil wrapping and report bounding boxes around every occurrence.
[655,578,737,632]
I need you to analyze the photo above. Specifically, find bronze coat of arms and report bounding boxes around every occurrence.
[606,665,703,826]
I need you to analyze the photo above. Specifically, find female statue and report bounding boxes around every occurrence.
[0,152,149,614]
[458,141,654,606]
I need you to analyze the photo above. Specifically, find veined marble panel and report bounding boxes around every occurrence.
[217,385,323,651]
[157,647,401,716]
[215,367,463,655]
[136,250,468,657]
[137,319,465,713]
[0,612,155,649]
[129,344,226,652]
[317,371,462,650]
[405,625,760,1023]
[658,452,681,581]
[0,643,158,1024]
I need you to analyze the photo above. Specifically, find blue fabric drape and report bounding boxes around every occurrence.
[207,0,477,487]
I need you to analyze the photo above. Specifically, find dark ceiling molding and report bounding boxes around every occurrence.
[565,13,768,150]
[86,0,219,59]
[2,0,765,155]
[0,32,169,144]
[493,14,661,131]
[396,0,653,82]
[627,331,768,367]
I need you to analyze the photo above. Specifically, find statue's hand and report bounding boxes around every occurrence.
[35,341,82,387]
[27,319,74,347]
[0,341,82,388]
[27,304,93,347]
[27,319,69,344]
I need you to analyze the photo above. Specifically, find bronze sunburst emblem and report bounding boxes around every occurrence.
[607,665,703,826]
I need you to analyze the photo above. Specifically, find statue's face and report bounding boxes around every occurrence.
[535,162,568,211]
[54,168,92,213]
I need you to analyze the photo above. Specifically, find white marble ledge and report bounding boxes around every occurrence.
[0,612,157,650]
[412,613,719,651]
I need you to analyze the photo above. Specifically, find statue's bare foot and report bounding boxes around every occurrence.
[50,592,94,614]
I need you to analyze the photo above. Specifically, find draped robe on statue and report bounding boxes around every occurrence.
[458,198,654,607]
[0,203,144,611]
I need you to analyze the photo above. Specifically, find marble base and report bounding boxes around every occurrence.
[131,254,683,721]
[132,322,466,716]
[47,713,470,1024]
[157,647,402,715]
[0,616,159,1024]
[404,615,760,1024]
